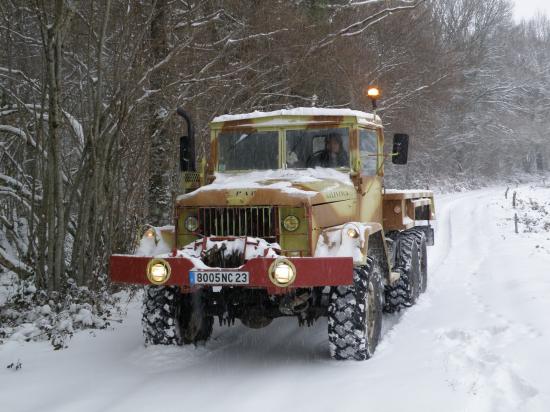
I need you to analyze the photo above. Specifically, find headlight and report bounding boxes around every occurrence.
[269,258,296,287]
[144,227,156,239]
[146,258,171,285]
[184,216,199,232]
[346,227,360,239]
[283,215,300,232]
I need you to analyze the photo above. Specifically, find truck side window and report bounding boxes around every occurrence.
[360,129,378,175]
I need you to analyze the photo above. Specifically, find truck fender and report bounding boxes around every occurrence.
[315,222,384,267]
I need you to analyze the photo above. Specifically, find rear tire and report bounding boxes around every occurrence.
[404,229,428,293]
[384,229,423,313]
[328,258,383,360]
[417,232,428,293]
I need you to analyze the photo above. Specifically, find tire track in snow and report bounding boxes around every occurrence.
[433,189,540,411]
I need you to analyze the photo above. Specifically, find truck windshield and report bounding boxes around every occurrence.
[286,128,350,169]
[218,131,279,171]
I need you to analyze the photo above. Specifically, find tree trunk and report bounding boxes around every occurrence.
[148,0,173,227]
[44,0,67,292]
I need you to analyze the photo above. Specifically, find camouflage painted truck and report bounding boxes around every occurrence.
[110,103,435,361]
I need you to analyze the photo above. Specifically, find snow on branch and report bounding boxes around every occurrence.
[0,124,38,148]
[62,110,85,149]
[0,174,38,201]
[311,0,425,51]
[175,9,225,29]
[381,75,449,111]
[225,29,289,45]
[325,0,419,9]
[0,246,33,279]
[0,66,41,91]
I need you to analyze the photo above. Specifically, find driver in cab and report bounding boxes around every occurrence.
[307,132,349,168]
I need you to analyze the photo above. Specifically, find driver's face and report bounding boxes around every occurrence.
[328,138,341,153]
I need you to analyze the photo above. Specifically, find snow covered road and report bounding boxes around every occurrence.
[1,186,549,412]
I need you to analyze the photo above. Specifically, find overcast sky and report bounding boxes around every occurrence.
[513,0,550,21]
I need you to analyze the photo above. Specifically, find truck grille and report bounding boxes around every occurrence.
[198,206,277,240]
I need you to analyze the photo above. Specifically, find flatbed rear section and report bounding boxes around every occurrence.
[383,189,435,232]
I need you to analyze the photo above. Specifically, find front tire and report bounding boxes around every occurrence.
[328,258,383,360]
[142,286,182,345]
[142,286,214,346]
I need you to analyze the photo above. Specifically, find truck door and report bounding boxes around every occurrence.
[359,128,383,223]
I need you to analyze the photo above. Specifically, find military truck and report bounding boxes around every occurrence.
[110,101,435,361]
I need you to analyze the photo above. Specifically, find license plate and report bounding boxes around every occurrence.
[189,271,249,285]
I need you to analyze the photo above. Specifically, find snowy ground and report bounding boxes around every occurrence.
[1,185,549,412]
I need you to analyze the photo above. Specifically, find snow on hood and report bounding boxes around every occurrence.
[177,168,354,204]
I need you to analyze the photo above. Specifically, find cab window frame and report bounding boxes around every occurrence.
[358,127,382,177]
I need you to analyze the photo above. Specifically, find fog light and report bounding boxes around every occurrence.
[346,227,360,239]
[269,258,296,287]
[146,258,171,285]
[144,228,156,239]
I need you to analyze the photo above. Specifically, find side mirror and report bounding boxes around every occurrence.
[392,133,409,165]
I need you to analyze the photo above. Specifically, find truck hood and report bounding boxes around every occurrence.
[176,169,356,207]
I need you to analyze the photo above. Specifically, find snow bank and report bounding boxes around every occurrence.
[0,275,126,349]
[507,186,550,233]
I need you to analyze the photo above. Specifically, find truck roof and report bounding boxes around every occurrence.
[211,107,382,129]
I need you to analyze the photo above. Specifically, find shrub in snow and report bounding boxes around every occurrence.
[0,273,127,349]
[508,188,550,234]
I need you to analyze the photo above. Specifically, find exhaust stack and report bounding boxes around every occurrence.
[176,108,196,172]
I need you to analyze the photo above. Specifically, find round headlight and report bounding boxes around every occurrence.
[184,216,199,232]
[283,215,300,232]
[146,258,171,285]
[346,227,360,239]
[144,228,156,239]
[269,258,296,287]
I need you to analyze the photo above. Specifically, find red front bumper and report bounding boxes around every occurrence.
[110,254,353,292]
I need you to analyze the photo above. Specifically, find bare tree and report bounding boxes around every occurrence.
[1,0,549,304]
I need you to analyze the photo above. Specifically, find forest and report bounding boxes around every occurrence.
[1,0,549,343]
